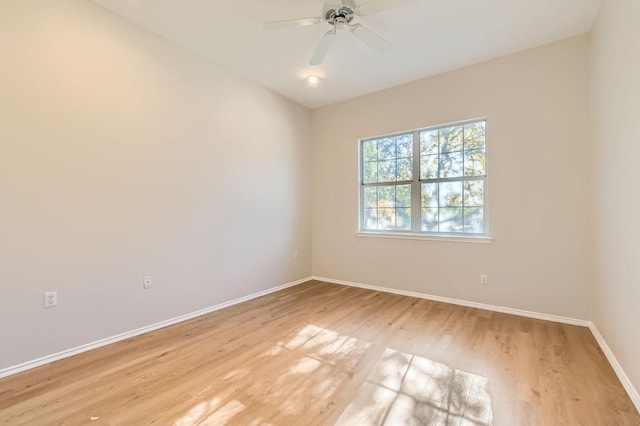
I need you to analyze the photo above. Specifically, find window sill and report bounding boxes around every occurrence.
[355,231,494,244]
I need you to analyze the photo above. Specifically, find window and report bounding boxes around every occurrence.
[359,119,487,237]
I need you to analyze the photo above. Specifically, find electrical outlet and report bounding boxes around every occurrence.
[293,250,299,259]
[44,291,57,308]
[480,274,488,285]
[143,275,152,289]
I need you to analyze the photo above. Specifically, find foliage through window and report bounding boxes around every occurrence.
[360,119,487,235]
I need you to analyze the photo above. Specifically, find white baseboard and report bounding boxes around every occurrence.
[0,277,313,380]
[588,324,640,413]
[312,275,640,414]
[312,276,590,327]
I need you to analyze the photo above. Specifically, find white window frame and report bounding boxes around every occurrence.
[356,118,493,243]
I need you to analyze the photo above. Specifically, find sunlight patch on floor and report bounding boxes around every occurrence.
[261,342,285,357]
[336,348,493,425]
[174,396,245,426]
[174,324,492,425]
[285,324,324,349]
[174,397,222,426]
[284,356,322,376]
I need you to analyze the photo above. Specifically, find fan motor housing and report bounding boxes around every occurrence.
[323,0,357,25]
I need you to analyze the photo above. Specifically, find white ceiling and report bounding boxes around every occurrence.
[89,0,602,109]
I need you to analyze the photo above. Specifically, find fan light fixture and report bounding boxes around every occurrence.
[305,75,321,86]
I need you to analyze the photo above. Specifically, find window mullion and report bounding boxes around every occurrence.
[411,130,420,233]
[359,183,364,231]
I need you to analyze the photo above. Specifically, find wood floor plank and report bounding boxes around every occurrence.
[0,280,638,425]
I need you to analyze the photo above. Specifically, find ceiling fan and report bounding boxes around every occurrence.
[263,0,417,66]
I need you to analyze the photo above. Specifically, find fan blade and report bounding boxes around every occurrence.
[309,29,336,65]
[262,17,323,31]
[350,24,393,54]
[357,0,419,16]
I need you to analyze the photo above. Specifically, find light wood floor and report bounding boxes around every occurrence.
[1,281,638,425]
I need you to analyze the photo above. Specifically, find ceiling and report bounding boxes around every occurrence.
[89,0,602,109]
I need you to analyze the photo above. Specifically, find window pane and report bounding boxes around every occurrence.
[463,207,484,233]
[420,155,438,179]
[362,134,414,185]
[396,185,411,207]
[439,151,463,178]
[397,135,412,158]
[421,208,438,232]
[421,183,438,207]
[363,162,377,184]
[364,209,377,230]
[363,187,377,208]
[396,208,411,230]
[362,140,378,162]
[378,208,396,230]
[440,181,463,207]
[378,160,396,182]
[464,180,484,207]
[397,158,413,181]
[377,186,396,208]
[440,126,463,153]
[464,149,485,176]
[440,208,463,232]
[420,130,438,155]
[464,121,486,150]
[378,138,396,160]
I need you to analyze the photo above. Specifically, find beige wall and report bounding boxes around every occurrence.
[591,0,640,393]
[312,35,592,319]
[0,0,311,369]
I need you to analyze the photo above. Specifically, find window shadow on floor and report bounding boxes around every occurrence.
[173,323,493,425]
